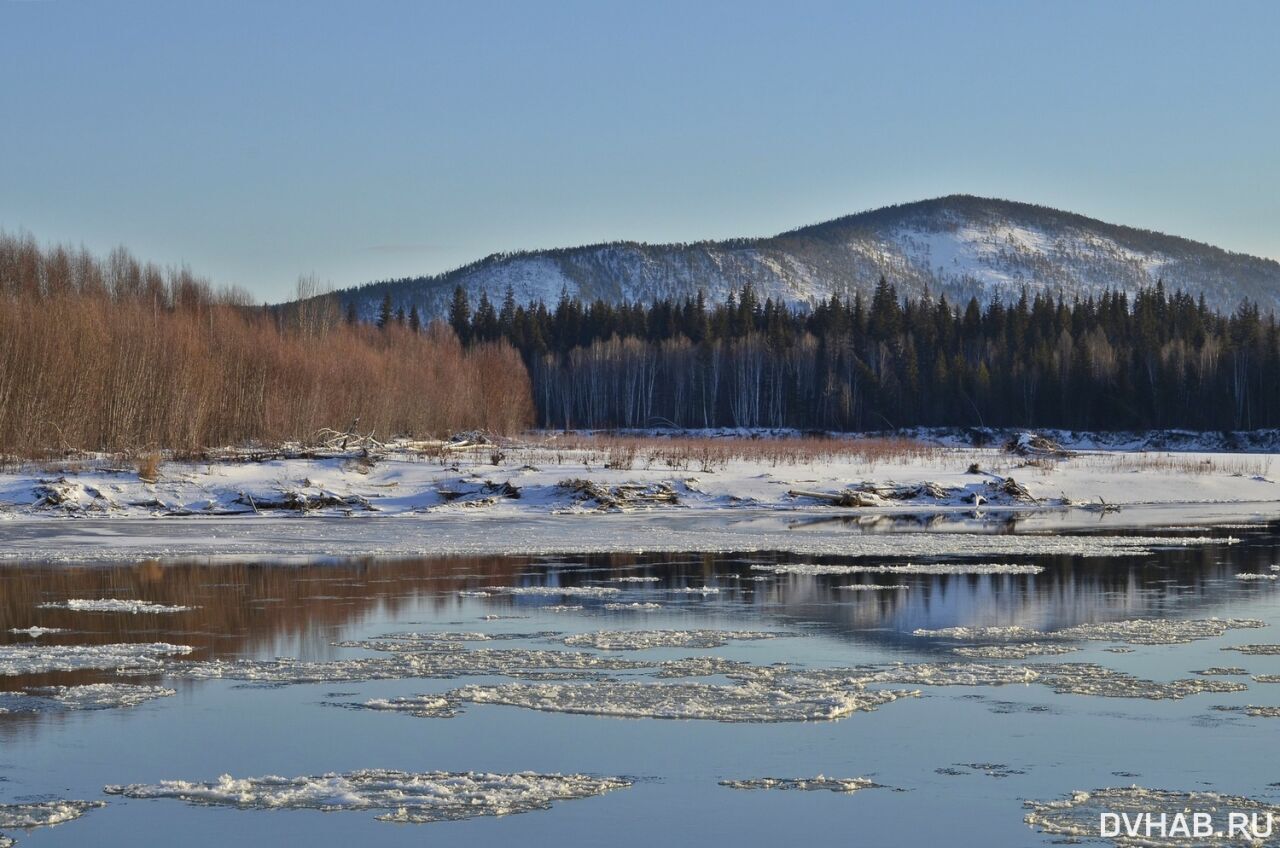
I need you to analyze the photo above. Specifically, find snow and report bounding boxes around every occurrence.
[912,618,1267,646]
[37,599,196,614]
[0,642,192,676]
[103,769,630,824]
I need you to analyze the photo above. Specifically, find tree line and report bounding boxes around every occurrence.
[435,279,1280,432]
[0,233,532,456]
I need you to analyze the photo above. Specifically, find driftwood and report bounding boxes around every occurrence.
[235,490,373,512]
[559,479,678,510]
[788,489,882,507]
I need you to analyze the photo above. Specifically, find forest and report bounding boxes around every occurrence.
[426,278,1280,432]
[0,234,531,456]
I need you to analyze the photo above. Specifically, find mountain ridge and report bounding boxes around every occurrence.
[338,195,1280,318]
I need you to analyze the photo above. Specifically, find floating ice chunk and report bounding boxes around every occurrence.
[936,762,1027,778]
[37,599,195,614]
[1025,787,1280,846]
[1246,706,1280,717]
[1222,644,1280,655]
[104,770,630,824]
[479,584,618,600]
[953,643,1079,659]
[652,657,754,678]
[1028,663,1249,700]
[836,584,909,591]
[669,587,720,595]
[753,562,1044,576]
[0,800,103,833]
[0,683,174,713]
[1252,675,1280,683]
[603,602,663,611]
[1191,667,1249,676]
[608,576,660,583]
[457,590,490,597]
[169,647,649,684]
[720,776,880,793]
[1054,617,1266,646]
[0,642,192,676]
[562,630,787,651]
[1235,572,1278,580]
[454,681,917,723]
[542,605,585,613]
[351,695,459,718]
[333,631,560,650]
[7,627,65,638]
[913,625,1045,640]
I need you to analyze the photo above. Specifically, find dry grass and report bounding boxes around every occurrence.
[135,452,161,482]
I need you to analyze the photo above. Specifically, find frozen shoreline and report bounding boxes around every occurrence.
[1,438,1276,561]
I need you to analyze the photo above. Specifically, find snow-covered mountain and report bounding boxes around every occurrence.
[340,195,1280,317]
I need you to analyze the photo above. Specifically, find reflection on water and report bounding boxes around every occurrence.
[1,525,1271,693]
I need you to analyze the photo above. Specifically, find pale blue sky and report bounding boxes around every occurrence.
[1,0,1277,301]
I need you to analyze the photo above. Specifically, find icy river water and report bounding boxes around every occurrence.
[2,518,1280,847]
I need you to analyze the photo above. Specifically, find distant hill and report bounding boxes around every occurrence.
[337,195,1280,317]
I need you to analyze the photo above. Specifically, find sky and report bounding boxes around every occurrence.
[1,0,1277,302]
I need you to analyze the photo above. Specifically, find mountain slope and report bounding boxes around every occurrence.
[341,195,1280,317]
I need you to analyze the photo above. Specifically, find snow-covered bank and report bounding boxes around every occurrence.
[0,437,1276,519]
[0,435,1276,560]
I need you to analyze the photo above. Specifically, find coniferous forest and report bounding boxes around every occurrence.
[432,279,1280,432]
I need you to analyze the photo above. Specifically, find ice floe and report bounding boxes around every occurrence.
[836,584,910,591]
[166,647,652,684]
[103,769,630,823]
[669,587,720,595]
[754,562,1045,576]
[1026,663,1249,700]
[1025,787,1280,846]
[487,586,620,597]
[915,617,1266,647]
[1252,675,1280,683]
[7,627,65,638]
[453,681,917,722]
[36,599,195,614]
[603,602,663,611]
[1246,706,1280,717]
[1222,644,1280,655]
[608,576,660,583]
[0,642,192,676]
[561,630,787,651]
[936,762,1027,778]
[1236,572,1278,580]
[0,800,103,840]
[349,695,459,718]
[953,643,1080,659]
[719,776,880,793]
[0,683,175,713]
[1191,667,1249,676]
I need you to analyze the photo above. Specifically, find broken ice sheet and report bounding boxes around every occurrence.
[1223,644,1280,655]
[1245,706,1280,717]
[936,763,1027,778]
[603,602,663,611]
[0,683,175,714]
[103,770,630,823]
[1191,667,1249,676]
[561,630,789,651]
[452,681,918,722]
[342,695,459,718]
[915,617,1266,647]
[1025,787,1280,847]
[836,584,910,591]
[953,643,1079,659]
[6,627,65,638]
[0,643,192,676]
[36,599,196,614]
[719,776,880,793]
[485,586,620,597]
[754,562,1045,576]
[0,800,103,842]
[1026,664,1248,700]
